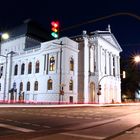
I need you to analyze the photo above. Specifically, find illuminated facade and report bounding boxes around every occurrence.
[0,23,122,103]
[0,36,78,103]
[72,27,122,103]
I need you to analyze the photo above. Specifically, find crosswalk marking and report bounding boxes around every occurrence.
[0,123,35,132]
[61,132,106,140]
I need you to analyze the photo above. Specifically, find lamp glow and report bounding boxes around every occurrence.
[1,33,9,40]
[134,55,140,63]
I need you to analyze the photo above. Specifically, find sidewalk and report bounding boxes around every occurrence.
[0,102,140,108]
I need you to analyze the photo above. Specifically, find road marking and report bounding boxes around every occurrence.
[43,125,51,128]
[58,115,65,117]
[13,121,22,124]
[76,116,84,119]
[31,124,40,127]
[0,123,35,132]
[5,119,13,121]
[84,117,92,119]
[66,116,75,118]
[23,122,31,125]
[50,114,57,117]
[61,132,105,140]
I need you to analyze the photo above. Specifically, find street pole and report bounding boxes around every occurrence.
[53,41,65,104]
[59,43,62,103]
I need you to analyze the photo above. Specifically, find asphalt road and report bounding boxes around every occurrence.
[0,105,140,139]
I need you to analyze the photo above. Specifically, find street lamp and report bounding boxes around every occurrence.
[134,55,140,63]
[0,32,10,55]
[0,51,16,101]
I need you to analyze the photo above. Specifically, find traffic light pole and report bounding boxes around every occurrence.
[97,75,114,104]
[53,41,65,104]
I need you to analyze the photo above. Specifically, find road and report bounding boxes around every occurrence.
[0,105,140,139]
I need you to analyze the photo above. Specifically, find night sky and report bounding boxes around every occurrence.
[1,0,140,56]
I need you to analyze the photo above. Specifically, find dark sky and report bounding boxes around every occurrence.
[1,0,140,56]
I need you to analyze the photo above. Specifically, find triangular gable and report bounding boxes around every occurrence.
[99,33,122,52]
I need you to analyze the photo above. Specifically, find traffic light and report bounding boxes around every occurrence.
[99,85,101,90]
[97,85,101,95]
[51,21,59,39]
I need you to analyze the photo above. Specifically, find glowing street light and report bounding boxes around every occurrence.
[0,32,10,55]
[134,55,140,63]
[1,33,9,40]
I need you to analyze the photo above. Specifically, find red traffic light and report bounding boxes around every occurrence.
[51,21,59,28]
[51,21,59,38]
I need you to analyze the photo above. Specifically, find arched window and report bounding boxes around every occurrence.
[27,81,30,91]
[0,83,1,91]
[48,79,53,90]
[28,62,32,74]
[35,61,40,73]
[0,66,3,78]
[70,58,74,71]
[14,64,18,75]
[49,57,55,71]
[21,63,25,75]
[20,82,23,91]
[34,81,38,91]
[69,80,73,91]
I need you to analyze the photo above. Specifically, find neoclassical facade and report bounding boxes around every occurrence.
[0,36,78,103]
[72,28,122,103]
[0,23,122,103]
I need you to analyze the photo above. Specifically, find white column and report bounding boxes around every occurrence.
[110,53,113,75]
[114,55,118,76]
[83,36,89,103]
[117,56,121,77]
[6,55,12,101]
[99,46,101,72]
[33,58,35,74]
[25,59,28,75]
[106,51,109,75]
[105,50,107,74]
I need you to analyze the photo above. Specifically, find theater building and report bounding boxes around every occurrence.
[0,22,122,103]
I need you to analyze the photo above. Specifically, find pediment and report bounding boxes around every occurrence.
[99,34,122,52]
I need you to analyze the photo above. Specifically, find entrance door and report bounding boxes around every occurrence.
[19,91,24,102]
[89,82,95,103]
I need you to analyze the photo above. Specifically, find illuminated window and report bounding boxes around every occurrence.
[69,80,73,91]
[70,58,74,71]
[35,61,40,73]
[21,63,25,75]
[34,81,38,91]
[27,81,30,91]
[20,82,23,91]
[28,62,32,74]
[49,57,55,71]
[14,64,18,75]
[48,79,53,90]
